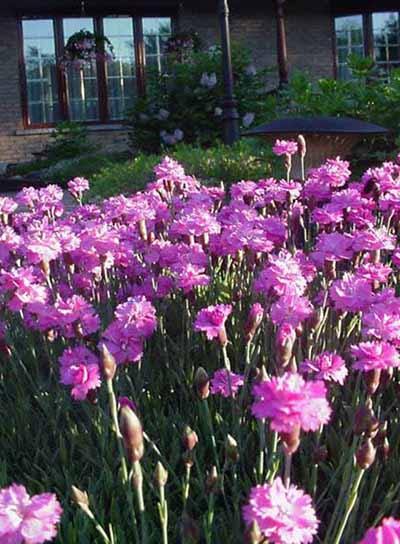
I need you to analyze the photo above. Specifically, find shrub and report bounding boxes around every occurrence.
[129,43,275,152]
[43,121,94,161]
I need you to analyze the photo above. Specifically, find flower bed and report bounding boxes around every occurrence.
[1,144,400,543]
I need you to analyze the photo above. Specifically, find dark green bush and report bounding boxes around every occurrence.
[43,121,94,161]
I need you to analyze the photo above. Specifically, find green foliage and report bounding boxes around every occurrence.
[43,121,94,162]
[90,140,276,198]
[129,44,275,153]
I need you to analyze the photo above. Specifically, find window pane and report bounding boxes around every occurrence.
[373,12,400,79]
[104,16,136,120]
[22,19,60,124]
[63,18,99,121]
[334,15,364,80]
[142,17,172,75]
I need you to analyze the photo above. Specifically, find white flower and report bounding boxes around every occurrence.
[160,130,176,145]
[200,72,217,89]
[242,112,255,128]
[245,64,257,76]
[214,107,223,117]
[174,129,184,141]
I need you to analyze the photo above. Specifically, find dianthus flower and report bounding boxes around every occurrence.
[359,517,400,544]
[194,304,232,344]
[362,304,400,344]
[0,266,49,312]
[300,352,348,385]
[355,263,391,284]
[272,139,298,156]
[252,372,331,433]
[67,177,90,200]
[59,346,101,400]
[308,157,351,188]
[55,295,100,338]
[0,196,18,215]
[254,251,307,297]
[352,227,395,252]
[271,294,313,329]
[311,232,354,267]
[242,477,319,544]
[329,274,374,312]
[24,231,62,265]
[170,207,221,238]
[0,483,62,544]
[210,368,244,398]
[351,341,400,372]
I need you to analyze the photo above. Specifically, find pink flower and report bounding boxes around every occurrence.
[252,373,331,433]
[311,232,354,267]
[0,483,62,544]
[210,368,244,398]
[359,517,400,544]
[0,196,18,214]
[272,139,298,156]
[194,304,232,341]
[351,341,400,372]
[362,304,400,344]
[300,352,348,385]
[330,274,374,313]
[271,294,313,329]
[254,251,307,297]
[243,477,319,544]
[59,346,101,400]
[67,177,90,200]
[352,227,395,252]
[308,157,351,188]
[118,396,137,411]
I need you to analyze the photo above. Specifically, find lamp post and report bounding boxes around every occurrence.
[218,0,240,145]
[274,0,289,87]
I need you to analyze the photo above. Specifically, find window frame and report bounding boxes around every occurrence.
[18,11,175,128]
[333,10,400,80]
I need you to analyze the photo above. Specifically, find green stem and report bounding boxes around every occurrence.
[331,467,365,544]
[183,464,191,507]
[133,460,148,544]
[202,401,220,471]
[106,379,129,484]
[159,485,168,544]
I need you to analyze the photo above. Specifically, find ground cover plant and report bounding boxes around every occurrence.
[2,142,400,543]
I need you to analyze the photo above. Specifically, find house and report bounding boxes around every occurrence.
[0,0,399,164]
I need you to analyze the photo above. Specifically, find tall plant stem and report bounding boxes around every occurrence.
[133,460,148,544]
[331,467,365,544]
[283,451,292,488]
[106,379,128,484]
[80,507,112,544]
[158,485,168,544]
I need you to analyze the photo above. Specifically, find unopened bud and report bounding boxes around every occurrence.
[218,326,228,347]
[276,324,296,368]
[374,422,390,462]
[364,369,381,395]
[206,465,219,494]
[225,434,239,464]
[71,486,90,513]
[154,461,168,488]
[354,402,379,436]
[244,520,263,544]
[244,303,264,343]
[183,426,198,451]
[40,259,51,278]
[280,425,301,455]
[138,219,148,242]
[298,134,307,158]
[356,438,377,469]
[194,367,210,400]
[101,343,117,381]
[119,406,144,463]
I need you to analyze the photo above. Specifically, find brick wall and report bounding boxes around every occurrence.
[0,4,334,164]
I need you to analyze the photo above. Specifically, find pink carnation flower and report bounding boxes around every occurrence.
[0,483,62,544]
[252,372,331,433]
[210,368,244,398]
[359,517,400,544]
[67,177,90,200]
[351,341,400,372]
[271,294,313,329]
[329,274,374,313]
[243,477,319,544]
[194,304,232,341]
[59,346,101,400]
[272,139,298,156]
[254,251,307,298]
[300,352,348,385]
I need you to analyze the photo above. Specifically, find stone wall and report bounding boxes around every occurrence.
[0,4,334,164]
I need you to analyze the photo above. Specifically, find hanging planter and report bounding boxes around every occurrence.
[61,29,114,70]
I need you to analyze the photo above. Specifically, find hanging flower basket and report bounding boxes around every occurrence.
[61,29,114,70]
[164,31,201,64]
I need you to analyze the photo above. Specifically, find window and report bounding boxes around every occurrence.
[334,15,364,80]
[20,15,172,127]
[373,12,400,79]
[334,11,400,81]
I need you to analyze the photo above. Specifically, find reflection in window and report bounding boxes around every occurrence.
[104,17,136,120]
[373,12,400,79]
[22,19,60,124]
[143,17,172,74]
[63,18,99,121]
[334,15,364,80]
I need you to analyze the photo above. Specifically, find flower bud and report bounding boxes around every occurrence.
[225,434,239,464]
[183,426,198,451]
[353,402,379,436]
[154,461,168,488]
[71,486,90,514]
[374,422,390,462]
[40,259,51,278]
[100,343,117,382]
[119,406,144,463]
[364,369,381,395]
[205,465,219,494]
[138,219,148,242]
[298,134,306,158]
[276,324,296,369]
[280,425,301,455]
[244,520,263,544]
[244,303,264,343]
[356,437,377,469]
[194,367,210,400]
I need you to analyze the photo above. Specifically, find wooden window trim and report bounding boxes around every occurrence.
[18,12,175,129]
